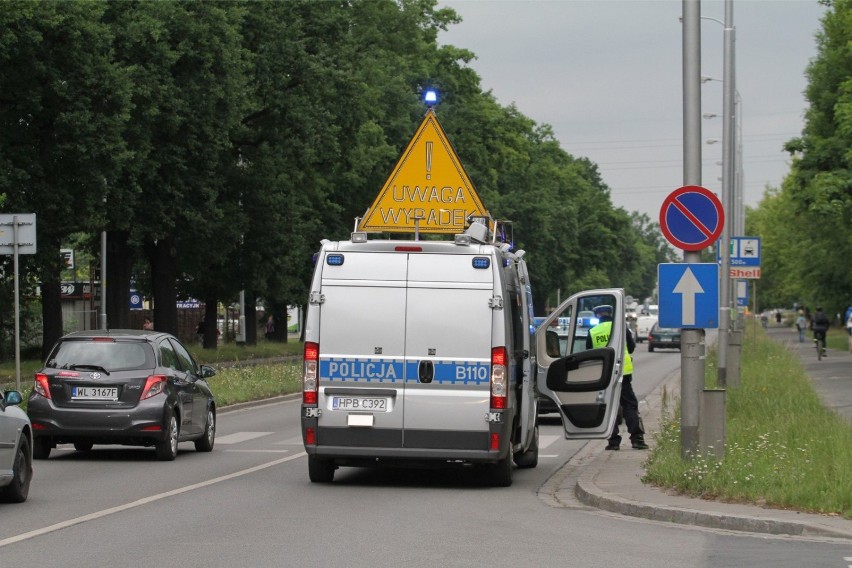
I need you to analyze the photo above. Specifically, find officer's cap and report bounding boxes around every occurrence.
[593,305,613,317]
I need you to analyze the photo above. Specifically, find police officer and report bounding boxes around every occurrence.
[586,305,648,450]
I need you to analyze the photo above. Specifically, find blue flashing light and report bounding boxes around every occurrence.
[423,89,438,107]
[326,254,344,266]
[472,257,490,269]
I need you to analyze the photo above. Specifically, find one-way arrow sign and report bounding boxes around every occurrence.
[658,263,719,329]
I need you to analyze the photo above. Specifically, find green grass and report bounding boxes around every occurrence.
[644,322,852,519]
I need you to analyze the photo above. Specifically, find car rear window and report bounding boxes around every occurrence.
[47,340,154,372]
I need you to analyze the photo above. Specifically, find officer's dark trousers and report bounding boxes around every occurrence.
[609,374,643,446]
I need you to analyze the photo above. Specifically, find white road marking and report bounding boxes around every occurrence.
[223,449,291,453]
[215,431,274,444]
[0,452,306,548]
[538,435,561,449]
[275,436,306,445]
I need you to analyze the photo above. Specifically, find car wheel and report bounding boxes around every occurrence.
[155,411,179,461]
[308,455,335,483]
[194,407,215,452]
[514,425,539,469]
[0,436,31,503]
[74,441,94,452]
[32,437,51,460]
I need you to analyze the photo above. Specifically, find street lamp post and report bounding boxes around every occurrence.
[718,0,735,387]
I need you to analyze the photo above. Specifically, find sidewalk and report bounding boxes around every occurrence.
[564,324,852,540]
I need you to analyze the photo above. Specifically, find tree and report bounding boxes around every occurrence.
[0,1,131,356]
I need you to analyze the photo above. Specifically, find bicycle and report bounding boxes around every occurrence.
[813,331,826,361]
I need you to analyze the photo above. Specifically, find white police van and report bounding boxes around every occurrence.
[300,221,627,486]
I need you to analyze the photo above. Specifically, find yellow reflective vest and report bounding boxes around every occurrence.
[588,321,633,375]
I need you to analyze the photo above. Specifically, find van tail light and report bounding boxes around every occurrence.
[303,342,319,405]
[34,373,51,399]
[141,375,168,400]
[490,347,507,409]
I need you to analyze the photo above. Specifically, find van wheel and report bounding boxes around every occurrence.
[514,425,539,469]
[74,441,94,452]
[484,455,513,487]
[308,456,335,483]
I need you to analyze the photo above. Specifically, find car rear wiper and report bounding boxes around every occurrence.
[68,364,111,375]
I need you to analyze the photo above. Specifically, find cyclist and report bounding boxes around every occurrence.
[810,306,831,356]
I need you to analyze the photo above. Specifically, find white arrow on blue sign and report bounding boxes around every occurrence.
[658,263,719,328]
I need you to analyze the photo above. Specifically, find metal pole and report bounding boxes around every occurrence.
[717,0,735,387]
[681,0,704,459]
[99,231,107,329]
[13,216,21,391]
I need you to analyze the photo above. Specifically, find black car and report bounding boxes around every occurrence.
[28,330,217,461]
[647,324,682,352]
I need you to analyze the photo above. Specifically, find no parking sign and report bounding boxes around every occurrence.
[659,186,724,251]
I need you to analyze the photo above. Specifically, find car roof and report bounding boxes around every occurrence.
[61,329,172,341]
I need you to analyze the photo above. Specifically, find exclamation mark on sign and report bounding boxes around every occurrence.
[425,141,433,180]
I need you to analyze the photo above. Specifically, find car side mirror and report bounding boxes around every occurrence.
[3,390,23,405]
[199,365,217,379]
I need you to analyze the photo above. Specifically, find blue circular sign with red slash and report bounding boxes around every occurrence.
[659,185,725,251]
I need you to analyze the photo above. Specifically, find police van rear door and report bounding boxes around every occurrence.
[317,251,407,443]
[534,289,625,439]
[403,252,494,446]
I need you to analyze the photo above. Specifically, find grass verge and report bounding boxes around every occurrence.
[643,322,852,519]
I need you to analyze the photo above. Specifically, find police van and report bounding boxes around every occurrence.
[300,101,626,485]
[300,221,626,485]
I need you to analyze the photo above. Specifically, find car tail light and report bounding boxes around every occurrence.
[305,427,316,445]
[490,433,500,450]
[34,373,51,399]
[490,347,507,409]
[303,342,319,405]
[141,375,167,400]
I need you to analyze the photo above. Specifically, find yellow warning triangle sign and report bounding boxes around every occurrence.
[359,109,489,234]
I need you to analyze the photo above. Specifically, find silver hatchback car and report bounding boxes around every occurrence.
[28,330,217,461]
[0,389,33,502]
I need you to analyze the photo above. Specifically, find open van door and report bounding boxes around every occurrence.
[534,289,625,439]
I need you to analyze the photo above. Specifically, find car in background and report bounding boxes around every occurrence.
[28,330,218,461]
[0,389,32,502]
[635,315,658,343]
[647,324,682,352]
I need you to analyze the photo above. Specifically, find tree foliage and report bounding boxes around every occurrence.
[755,0,852,315]
[0,0,668,352]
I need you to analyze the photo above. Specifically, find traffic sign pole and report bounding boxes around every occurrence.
[681,1,704,461]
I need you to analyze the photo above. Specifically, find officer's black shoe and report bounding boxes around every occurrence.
[605,443,620,450]
[632,440,649,450]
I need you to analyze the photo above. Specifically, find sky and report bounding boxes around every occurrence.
[437,0,827,222]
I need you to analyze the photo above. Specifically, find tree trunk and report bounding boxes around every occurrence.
[148,237,178,335]
[40,260,63,361]
[203,298,218,350]
[106,230,134,330]
[244,290,257,346]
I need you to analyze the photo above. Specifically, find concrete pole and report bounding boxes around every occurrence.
[681,0,704,459]
[717,0,735,387]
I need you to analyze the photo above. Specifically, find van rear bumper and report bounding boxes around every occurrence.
[305,425,510,464]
